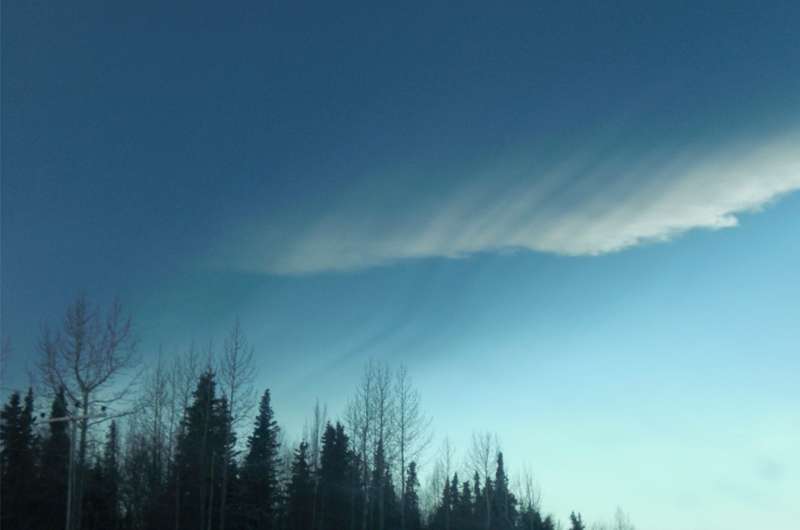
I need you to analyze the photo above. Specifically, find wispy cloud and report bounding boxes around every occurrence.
[220,129,800,274]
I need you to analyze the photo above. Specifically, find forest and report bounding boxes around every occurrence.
[1,296,634,530]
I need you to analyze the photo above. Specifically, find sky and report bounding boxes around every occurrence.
[2,1,800,528]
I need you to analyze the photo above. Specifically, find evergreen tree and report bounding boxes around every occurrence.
[317,422,353,530]
[518,505,543,530]
[402,462,421,530]
[346,441,363,530]
[1,388,38,530]
[240,389,280,530]
[286,441,314,530]
[492,452,516,530]
[0,359,627,530]
[101,421,121,529]
[82,459,107,530]
[569,512,586,530]
[120,432,150,530]
[446,474,468,530]
[368,440,392,530]
[171,370,233,530]
[431,473,457,530]
[216,396,236,529]
[472,471,483,530]
[38,387,70,530]
[480,476,494,530]
[221,458,244,530]
[378,466,401,530]
[455,480,474,530]
[383,470,401,530]
[518,504,558,530]
[80,422,121,530]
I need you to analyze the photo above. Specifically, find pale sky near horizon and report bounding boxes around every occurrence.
[3,2,800,528]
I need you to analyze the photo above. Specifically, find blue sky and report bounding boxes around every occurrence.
[3,1,800,528]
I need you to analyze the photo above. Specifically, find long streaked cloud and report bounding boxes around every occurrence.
[219,129,800,275]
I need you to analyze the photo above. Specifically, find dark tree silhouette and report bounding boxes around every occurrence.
[569,512,586,530]
[239,389,280,530]
[38,295,139,530]
[1,389,37,530]
[286,441,314,530]
[402,462,422,530]
[38,387,70,530]
[430,472,456,530]
[318,422,354,530]
[1,346,619,530]
[171,369,233,530]
[493,452,517,530]
[455,479,474,530]
[82,421,121,530]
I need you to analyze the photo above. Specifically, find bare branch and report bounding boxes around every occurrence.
[219,319,257,429]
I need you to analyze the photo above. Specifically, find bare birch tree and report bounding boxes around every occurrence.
[139,349,172,491]
[219,320,256,431]
[307,399,327,530]
[170,343,201,530]
[393,364,432,530]
[370,362,395,530]
[469,431,499,530]
[346,360,377,530]
[514,464,542,513]
[424,437,456,529]
[218,320,256,530]
[37,294,140,530]
[613,507,635,530]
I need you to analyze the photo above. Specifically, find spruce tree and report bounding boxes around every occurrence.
[81,459,106,530]
[172,370,233,530]
[318,422,352,530]
[368,440,390,530]
[1,388,38,529]
[472,471,483,530]
[481,476,494,530]
[240,389,280,530]
[447,474,463,530]
[38,387,70,530]
[569,511,586,530]
[101,421,121,529]
[519,503,561,530]
[431,473,456,530]
[383,468,401,530]
[80,424,121,530]
[286,441,314,530]
[456,480,473,530]
[121,432,151,530]
[402,462,421,530]
[493,452,517,530]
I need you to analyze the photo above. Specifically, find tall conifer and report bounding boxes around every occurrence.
[240,389,280,530]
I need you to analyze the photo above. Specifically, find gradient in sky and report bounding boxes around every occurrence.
[2,2,800,529]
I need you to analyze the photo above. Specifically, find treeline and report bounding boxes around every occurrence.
[1,295,633,530]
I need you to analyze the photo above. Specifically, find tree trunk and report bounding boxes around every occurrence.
[360,442,369,530]
[207,451,215,530]
[74,395,90,530]
[399,444,405,530]
[219,462,229,530]
[175,467,181,530]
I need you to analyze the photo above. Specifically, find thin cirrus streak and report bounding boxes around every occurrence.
[224,129,800,275]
